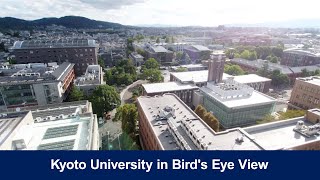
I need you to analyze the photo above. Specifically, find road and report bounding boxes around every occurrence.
[99,79,147,149]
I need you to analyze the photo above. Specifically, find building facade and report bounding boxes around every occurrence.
[75,65,103,97]
[145,45,173,64]
[281,49,320,67]
[11,39,98,75]
[290,76,320,110]
[0,62,75,110]
[183,45,211,62]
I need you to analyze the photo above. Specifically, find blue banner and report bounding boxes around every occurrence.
[1,151,318,179]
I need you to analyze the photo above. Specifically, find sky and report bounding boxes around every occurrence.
[0,0,320,26]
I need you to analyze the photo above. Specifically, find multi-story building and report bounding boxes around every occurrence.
[0,100,99,150]
[197,79,276,128]
[129,52,144,66]
[281,48,320,67]
[290,76,320,110]
[145,45,173,64]
[74,65,103,96]
[142,82,199,106]
[0,62,75,110]
[11,39,98,75]
[137,93,320,150]
[184,45,211,62]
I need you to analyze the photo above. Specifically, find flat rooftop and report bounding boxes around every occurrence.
[138,94,262,150]
[297,76,320,86]
[142,82,199,94]
[244,117,320,150]
[200,82,275,108]
[24,114,94,150]
[0,112,30,147]
[171,70,232,84]
[12,39,97,49]
[233,74,271,84]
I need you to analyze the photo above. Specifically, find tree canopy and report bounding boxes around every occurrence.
[67,85,85,102]
[270,69,290,87]
[145,58,159,69]
[224,64,245,75]
[194,105,219,132]
[90,85,121,117]
[104,59,137,86]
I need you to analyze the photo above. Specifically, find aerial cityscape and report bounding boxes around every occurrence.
[1,0,320,151]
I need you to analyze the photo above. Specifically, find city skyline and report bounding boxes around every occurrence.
[1,0,320,27]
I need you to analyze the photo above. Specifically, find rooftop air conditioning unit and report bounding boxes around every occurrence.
[295,121,304,130]
[236,136,244,143]
[35,117,42,122]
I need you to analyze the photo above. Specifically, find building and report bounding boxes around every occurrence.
[0,100,99,150]
[11,39,98,75]
[281,48,320,67]
[129,52,144,66]
[207,51,226,83]
[197,79,276,128]
[230,58,320,83]
[0,62,75,110]
[290,76,320,110]
[74,65,103,96]
[137,93,320,150]
[184,45,211,62]
[170,64,208,72]
[145,45,173,64]
[142,82,199,106]
[232,74,271,93]
[170,71,271,93]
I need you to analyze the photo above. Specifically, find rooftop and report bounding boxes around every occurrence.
[75,65,102,86]
[186,45,210,52]
[0,112,31,148]
[12,39,97,49]
[233,74,271,84]
[296,76,320,86]
[200,80,275,108]
[244,117,320,150]
[142,82,199,94]
[171,70,232,84]
[284,48,320,57]
[138,94,262,150]
[150,46,170,53]
[0,62,74,85]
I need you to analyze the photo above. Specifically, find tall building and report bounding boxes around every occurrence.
[11,39,98,75]
[184,45,211,62]
[281,48,320,67]
[0,62,75,110]
[207,51,226,83]
[290,76,320,110]
[196,78,275,128]
[0,100,99,150]
[137,94,320,150]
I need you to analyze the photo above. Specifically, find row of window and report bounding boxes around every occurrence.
[295,94,320,105]
[298,85,320,94]
[20,48,94,54]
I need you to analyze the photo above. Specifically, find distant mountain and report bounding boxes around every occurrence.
[226,19,320,28]
[0,16,124,30]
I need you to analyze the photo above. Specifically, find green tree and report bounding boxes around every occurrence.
[141,69,164,83]
[176,52,183,61]
[224,64,245,75]
[156,37,160,43]
[90,85,121,117]
[225,49,236,59]
[240,50,251,59]
[98,57,105,68]
[270,70,289,87]
[165,36,170,43]
[136,48,146,58]
[67,85,85,102]
[145,58,159,69]
[248,51,257,60]
[171,36,175,43]
[257,63,270,77]
[114,104,138,137]
[175,67,188,72]
[301,68,310,77]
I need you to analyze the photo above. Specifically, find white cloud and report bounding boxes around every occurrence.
[0,0,320,26]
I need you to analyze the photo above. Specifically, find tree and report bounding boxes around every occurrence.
[98,57,105,68]
[156,37,160,43]
[240,50,251,60]
[270,70,289,87]
[67,85,85,102]
[257,63,269,77]
[224,64,245,75]
[104,59,137,86]
[175,52,183,61]
[145,58,159,69]
[141,69,164,83]
[301,68,310,77]
[278,110,306,120]
[136,48,146,58]
[175,67,188,72]
[248,51,257,60]
[114,104,138,137]
[165,36,170,43]
[90,85,121,117]
[225,49,236,59]
[203,112,220,132]
[195,105,207,119]
[171,36,175,43]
